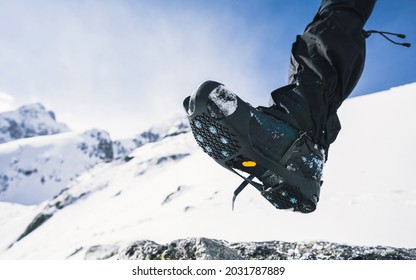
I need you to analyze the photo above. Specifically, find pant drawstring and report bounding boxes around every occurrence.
[364,30,411,48]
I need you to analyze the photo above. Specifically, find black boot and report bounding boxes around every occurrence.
[184,81,323,213]
[183,0,377,213]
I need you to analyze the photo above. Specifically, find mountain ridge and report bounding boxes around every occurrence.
[0,105,190,205]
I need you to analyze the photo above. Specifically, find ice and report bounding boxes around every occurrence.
[286,164,297,172]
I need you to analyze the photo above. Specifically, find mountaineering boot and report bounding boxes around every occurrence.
[183,81,325,213]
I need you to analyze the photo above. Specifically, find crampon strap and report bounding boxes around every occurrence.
[231,174,255,211]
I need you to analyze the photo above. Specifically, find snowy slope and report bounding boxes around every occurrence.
[112,113,189,160]
[0,102,114,205]
[0,103,69,144]
[0,130,113,205]
[0,105,189,206]
[0,83,415,259]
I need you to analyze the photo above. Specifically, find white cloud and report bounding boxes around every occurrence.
[0,91,15,113]
[0,1,287,138]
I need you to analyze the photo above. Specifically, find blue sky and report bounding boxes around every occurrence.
[0,0,415,138]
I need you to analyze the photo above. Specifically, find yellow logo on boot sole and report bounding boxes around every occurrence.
[242,161,257,167]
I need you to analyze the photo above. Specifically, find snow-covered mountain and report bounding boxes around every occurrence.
[0,129,113,205]
[0,83,415,259]
[0,105,190,205]
[0,103,69,144]
[0,103,116,205]
[112,113,189,160]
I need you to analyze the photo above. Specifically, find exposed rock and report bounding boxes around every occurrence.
[84,244,119,260]
[0,103,69,144]
[156,153,190,165]
[11,182,107,246]
[118,238,243,260]
[119,240,165,260]
[0,174,9,193]
[15,213,53,243]
[118,238,416,260]
[162,186,188,205]
[133,116,189,148]
[78,129,113,162]
[229,240,416,260]
[112,116,190,161]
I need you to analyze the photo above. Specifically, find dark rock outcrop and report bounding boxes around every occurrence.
[118,238,243,260]
[118,238,416,260]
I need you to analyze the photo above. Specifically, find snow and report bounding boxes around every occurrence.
[0,130,113,205]
[0,202,37,252]
[0,83,415,259]
[208,85,238,116]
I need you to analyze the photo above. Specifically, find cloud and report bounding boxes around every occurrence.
[0,0,290,138]
[0,91,15,113]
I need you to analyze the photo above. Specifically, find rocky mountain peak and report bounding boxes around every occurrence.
[0,103,69,144]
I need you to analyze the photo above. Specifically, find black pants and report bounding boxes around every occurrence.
[268,0,377,152]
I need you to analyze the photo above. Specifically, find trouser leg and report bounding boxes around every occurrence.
[317,0,376,24]
[269,0,377,150]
